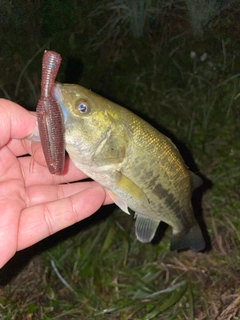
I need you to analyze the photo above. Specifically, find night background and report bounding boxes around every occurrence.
[0,0,240,319]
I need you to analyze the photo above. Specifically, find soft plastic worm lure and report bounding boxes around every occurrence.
[36,50,65,174]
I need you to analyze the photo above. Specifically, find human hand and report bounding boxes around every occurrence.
[0,99,112,268]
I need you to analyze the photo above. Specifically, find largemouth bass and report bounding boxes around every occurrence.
[53,83,205,251]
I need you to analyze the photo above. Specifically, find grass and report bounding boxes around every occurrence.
[0,1,240,319]
[184,0,220,37]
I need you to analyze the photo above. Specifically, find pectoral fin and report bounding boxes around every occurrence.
[135,213,160,243]
[114,171,149,204]
[107,190,130,215]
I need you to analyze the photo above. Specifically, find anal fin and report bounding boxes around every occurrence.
[135,213,160,243]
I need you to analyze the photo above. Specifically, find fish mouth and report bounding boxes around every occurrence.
[52,83,113,160]
[53,83,72,129]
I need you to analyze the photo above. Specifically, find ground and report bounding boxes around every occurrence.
[0,1,239,319]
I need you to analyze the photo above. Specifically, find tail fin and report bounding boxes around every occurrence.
[170,224,205,252]
[190,171,203,190]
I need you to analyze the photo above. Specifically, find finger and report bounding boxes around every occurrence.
[6,138,37,157]
[5,139,28,157]
[17,186,107,250]
[0,141,24,182]
[19,155,89,186]
[0,204,19,269]
[10,137,87,184]
[0,99,36,147]
[26,181,113,206]
[0,180,24,268]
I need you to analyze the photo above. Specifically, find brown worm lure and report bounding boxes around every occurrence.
[36,50,65,174]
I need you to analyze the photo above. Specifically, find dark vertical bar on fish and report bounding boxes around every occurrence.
[36,50,65,174]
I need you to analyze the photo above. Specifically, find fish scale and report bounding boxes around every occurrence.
[53,83,205,252]
[123,125,191,222]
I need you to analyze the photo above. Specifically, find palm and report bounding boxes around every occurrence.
[0,99,111,268]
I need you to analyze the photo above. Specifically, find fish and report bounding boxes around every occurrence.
[53,83,205,251]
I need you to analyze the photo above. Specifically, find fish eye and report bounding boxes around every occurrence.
[75,100,91,114]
